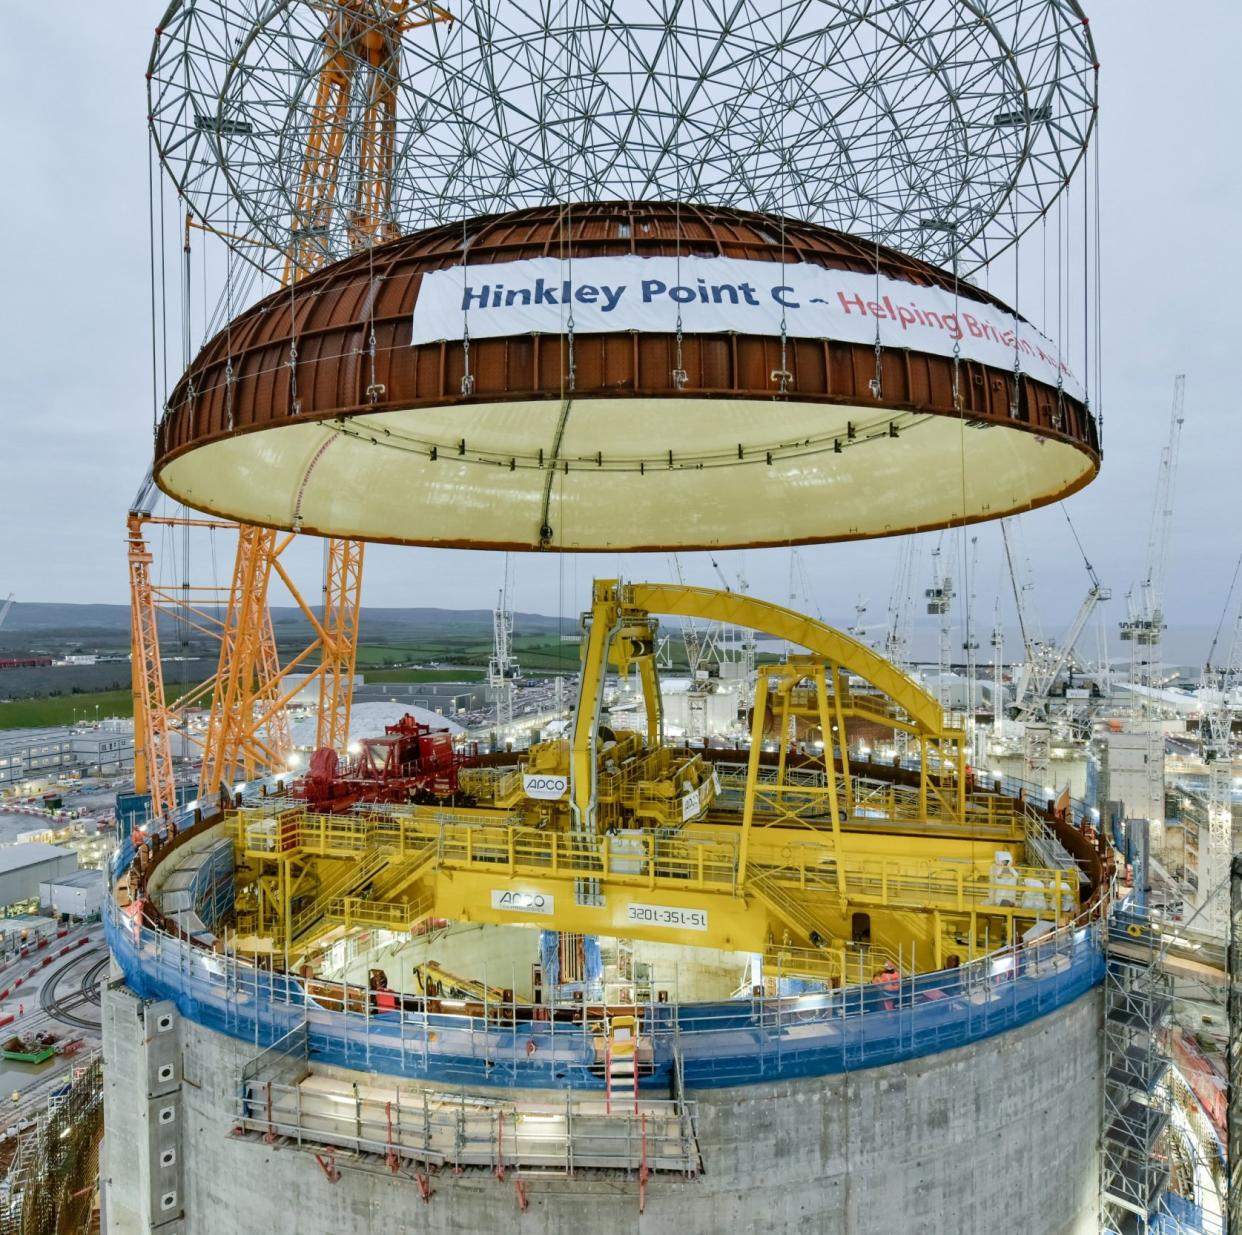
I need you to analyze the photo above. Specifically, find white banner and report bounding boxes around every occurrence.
[411,255,1083,400]
[522,773,568,801]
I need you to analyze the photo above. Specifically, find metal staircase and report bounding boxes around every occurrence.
[363,838,440,904]
[746,865,839,949]
[290,848,388,941]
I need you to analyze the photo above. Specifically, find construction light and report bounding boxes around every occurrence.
[286,753,303,769]
[347,742,362,755]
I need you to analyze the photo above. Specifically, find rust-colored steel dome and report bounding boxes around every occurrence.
[155,202,1098,551]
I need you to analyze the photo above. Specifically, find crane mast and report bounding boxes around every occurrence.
[1198,580,1242,934]
[489,554,519,732]
[1001,518,1109,783]
[1121,376,1185,688]
[1118,375,1186,825]
[884,539,918,673]
[924,541,955,711]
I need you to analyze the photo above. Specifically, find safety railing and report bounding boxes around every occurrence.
[427,821,743,891]
[457,765,523,805]
[714,765,1026,839]
[235,802,1069,922]
[236,1066,699,1177]
[105,887,1106,1092]
[743,835,1074,919]
[326,891,435,933]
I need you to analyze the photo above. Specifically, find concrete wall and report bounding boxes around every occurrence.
[102,980,1102,1235]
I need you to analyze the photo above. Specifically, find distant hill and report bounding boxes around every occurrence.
[1,603,135,632]
[0,601,571,637]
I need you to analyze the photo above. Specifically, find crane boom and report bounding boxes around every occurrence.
[1120,375,1185,664]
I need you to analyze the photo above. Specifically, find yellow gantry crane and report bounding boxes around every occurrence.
[132,1,453,815]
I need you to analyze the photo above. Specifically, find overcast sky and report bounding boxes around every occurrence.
[1,2,1239,652]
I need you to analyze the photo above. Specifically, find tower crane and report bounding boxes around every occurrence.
[127,474,238,818]
[1001,517,1110,781]
[489,554,519,731]
[990,601,1007,737]
[924,540,956,711]
[666,554,704,675]
[1197,557,1242,934]
[1120,376,1186,687]
[875,538,920,764]
[709,553,757,704]
[1118,375,1186,822]
[0,594,14,631]
[1000,518,1044,712]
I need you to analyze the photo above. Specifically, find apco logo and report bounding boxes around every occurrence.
[491,889,555,916]
[523,773,568,801]
[680,786,703,822]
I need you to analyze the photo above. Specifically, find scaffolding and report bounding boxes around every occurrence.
[1228,855,1242,1235]
[1101,916,1173,1232]
[0,1053,103,1235]
[235,1024,701,1185]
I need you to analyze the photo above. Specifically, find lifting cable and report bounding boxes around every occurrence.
[181,205,192,371]
[776,5,791,398]
[672,17,686,393]
[147,131,161,439]
[223,169,237,432]
[867,4,882,402]
[1010,204,1021,421]
[158,146,169,422]
[536,0,578,549]
[1091,116,1103,449]
[1081,111,1091,436]
[460,16,474,397]
[288,203,301,415]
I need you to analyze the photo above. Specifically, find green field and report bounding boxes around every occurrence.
[352,634,582,674]
[0,689,137,730]
[352,644,446,666]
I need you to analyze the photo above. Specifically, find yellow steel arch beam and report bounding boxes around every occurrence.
[625,583,948,737]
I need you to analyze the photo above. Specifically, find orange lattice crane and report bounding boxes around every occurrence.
[127,474,237,817]
[134,1,453,813]
[282,0,453,759]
